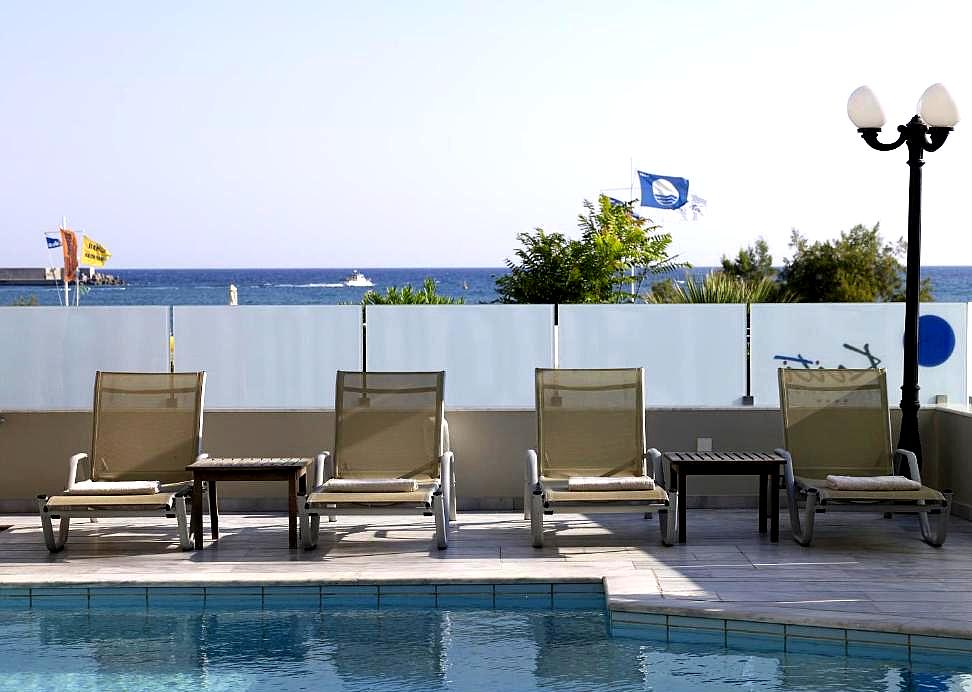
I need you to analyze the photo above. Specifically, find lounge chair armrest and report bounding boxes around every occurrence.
[314,452,332,490]
[439,450,453,490]
[441,418,451,454]
[894,449,922,485]
[646,448,665,488]
[775,448,796,490]
[525,449,540,490]
[67,452,90,489]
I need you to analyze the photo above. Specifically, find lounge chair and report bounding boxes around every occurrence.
[36,371,206,552]
[298,371,453,550]
[777,368,951,547]
[525,368,676,547]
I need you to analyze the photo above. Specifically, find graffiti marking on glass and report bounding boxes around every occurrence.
[773,342,882,370]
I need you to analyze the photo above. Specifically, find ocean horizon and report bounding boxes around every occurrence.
[3,266,972,306]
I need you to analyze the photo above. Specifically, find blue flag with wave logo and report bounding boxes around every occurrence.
[638,172,689,210]
[45,235,61,249]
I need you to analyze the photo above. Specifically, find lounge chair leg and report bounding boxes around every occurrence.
[300,509,320,550]
[37,497,69,553]
[523,482,533,520]
[175,497,193,551]
[790,489,818,546]
[659,505,676,546]
[449,472,457,522]
[433,491,448,550]
[530,491,544,548]
[327,503,337,523]
[919,492,952,547]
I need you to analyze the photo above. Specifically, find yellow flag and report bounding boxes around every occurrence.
[81,235,111,267]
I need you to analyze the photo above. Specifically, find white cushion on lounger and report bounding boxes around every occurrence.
[567,476,654,492]
[64,480,160,495]
[825,475,921,491]
[323,478,419,493]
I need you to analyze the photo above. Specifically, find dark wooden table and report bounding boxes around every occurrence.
[186,457,314,549]
[663,451,786,544]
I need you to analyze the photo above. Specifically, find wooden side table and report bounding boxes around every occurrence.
[663,451,785,544]
[186,457,314,549]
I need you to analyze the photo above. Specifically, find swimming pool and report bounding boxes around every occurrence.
[1,600,968,691]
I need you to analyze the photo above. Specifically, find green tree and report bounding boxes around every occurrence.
[495,195,685,303]
[721,238,775,282]
[647,272,791,304]
[362,277,464,305]
[779,223,932,302]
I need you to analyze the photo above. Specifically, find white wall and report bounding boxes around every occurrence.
[750,303,967,407]
[172,306,362,409]
[365,305,555,408]
[558,304,748,406]
[0,307,170,410]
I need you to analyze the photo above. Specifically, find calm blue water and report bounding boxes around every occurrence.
[3,266,971,306]
[0,608,966,691]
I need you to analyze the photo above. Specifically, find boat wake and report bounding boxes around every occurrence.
[275,283,347,288]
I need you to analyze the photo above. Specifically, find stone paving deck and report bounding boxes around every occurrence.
[2,510,970,637]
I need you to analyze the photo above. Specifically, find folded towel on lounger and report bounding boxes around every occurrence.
[825,475,921,491]
[567,476,654,492]
[64,480,161,495]
[323,478,419,493]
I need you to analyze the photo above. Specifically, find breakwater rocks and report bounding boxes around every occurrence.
[86,272,124,286]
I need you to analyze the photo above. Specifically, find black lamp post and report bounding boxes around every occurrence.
[847,84,959,473]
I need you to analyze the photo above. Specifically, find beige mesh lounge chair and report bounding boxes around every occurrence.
[525,368,676,548]
[777,368,951,547]
[298,371,454,550]
[36,371,206,552]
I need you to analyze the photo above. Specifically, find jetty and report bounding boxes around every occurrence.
[0,267,123,286]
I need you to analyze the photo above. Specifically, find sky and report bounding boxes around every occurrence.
[1,0,970,268]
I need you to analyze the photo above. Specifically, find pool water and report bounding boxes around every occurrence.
[0,608,968,692]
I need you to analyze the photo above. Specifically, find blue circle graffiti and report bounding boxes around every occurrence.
[916,314,955,367]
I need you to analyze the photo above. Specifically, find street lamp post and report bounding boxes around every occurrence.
[847,84,959,474]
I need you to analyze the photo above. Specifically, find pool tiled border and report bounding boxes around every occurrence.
[609,609,972,665]
[0,581,605,612]
[4,578,972,665]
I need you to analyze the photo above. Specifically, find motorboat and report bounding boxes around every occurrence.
[343,270,374,287]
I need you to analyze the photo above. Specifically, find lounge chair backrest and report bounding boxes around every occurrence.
[536,368,645,478]
[778,368,892,478]
[334,371,445,480]
[90,371,206,484]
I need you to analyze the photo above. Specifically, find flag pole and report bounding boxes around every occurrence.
[75,225,80,307]
[629,158,636,298]
[62,217,70,307]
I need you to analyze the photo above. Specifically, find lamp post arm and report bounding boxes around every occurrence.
[924,127,952,153]
[858,127,907,152]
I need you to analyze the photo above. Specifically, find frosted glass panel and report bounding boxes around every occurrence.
[558,304,747,406]
[173,306,361,409]
[751,303,967,407]
[0,307,170,410]
[366,305,554,407]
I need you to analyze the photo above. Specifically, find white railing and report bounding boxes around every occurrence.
[558,304,747,406]
[0,307,170,410]
[750,303,968,407]
[172,306,362,409]
[1,303,968,410]
[365,305,554,408]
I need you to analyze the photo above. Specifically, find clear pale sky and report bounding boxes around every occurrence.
[1,1,969,268]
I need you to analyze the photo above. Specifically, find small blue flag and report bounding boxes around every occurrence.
[638,171,689,210]
[45,236,61,249]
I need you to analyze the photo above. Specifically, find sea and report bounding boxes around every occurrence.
[3,267,972,306]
